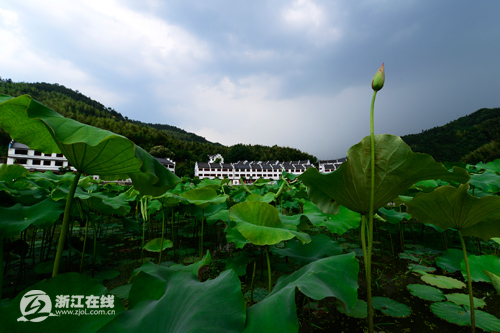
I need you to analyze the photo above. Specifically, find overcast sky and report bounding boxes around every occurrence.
[1,1,499,160]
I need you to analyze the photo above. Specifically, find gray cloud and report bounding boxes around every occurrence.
[1,0,499,160]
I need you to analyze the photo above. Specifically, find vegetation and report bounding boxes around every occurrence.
[402,107,500,163]
[1,67,500,332]
[0,78,316,176]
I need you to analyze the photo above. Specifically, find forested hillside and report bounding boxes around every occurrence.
[0,79,317,177]
[401,107,500,164]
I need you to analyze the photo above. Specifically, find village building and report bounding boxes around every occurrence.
[318,158,347,173]
[194,156,345,185]
[6,141,176,179]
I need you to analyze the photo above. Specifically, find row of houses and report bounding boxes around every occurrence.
[6,141,176,181]
[6,142,346,185]
[194,154,346,185]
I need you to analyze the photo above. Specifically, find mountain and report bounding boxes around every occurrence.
[401,107,500,164]
[0,78,317,177]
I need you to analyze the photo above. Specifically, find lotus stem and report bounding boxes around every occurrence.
[250,261,257,303]
[266,245,272,292]
[159,208,165,264]
[92,220,97,278]
[79,213,89,274]
[0,238,3,300]
[361,215,373,332]
[459,230,475,332]
[52,171,82,277]
[200,209,204,258]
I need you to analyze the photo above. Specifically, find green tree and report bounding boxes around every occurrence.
[149,145,175,158]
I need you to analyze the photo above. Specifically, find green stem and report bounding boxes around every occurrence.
[361,215,373,332]
[92,221,97,278]
[363,88,378,333]
[52,171,82,277]
[0,238,3,300]
[200,210,204,258]
[79,214,89,273]
[459,230,475,332]
[159,208,165,264]
[266,246,272,292]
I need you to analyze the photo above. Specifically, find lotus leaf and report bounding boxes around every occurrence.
[229,201,310,246]
[0,94,179,196]
[407,284,445,302]
[300,134,470,215]
[372,296,411,317]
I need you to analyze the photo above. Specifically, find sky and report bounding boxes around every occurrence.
[1,1,499,160]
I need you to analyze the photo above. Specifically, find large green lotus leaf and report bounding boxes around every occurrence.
[484,271,500,296]
[244,285,298,332]
[421,274,466,289]
[476,159,500,173]
[430,302,471,327]
[0,272,124,332]
[431,302,500,332]
[445,293,486,308]
[300,134,470,215]
[0,198,65,237]
[372,297,411,317]
[101,270,245,333]
[229,201,310,246]
[378,207,410,224]
[436,248,468,273]
[244,253,358,332]
[0,94,179,196]
[245,192,275,203]
[0,180,49,205]
[271,234,342,266]
[0,163,28,182]
[469,171,500,194]
[406,183,500,240]
[143,238,173,252]
[132,251,211,283]
[51,186,130,216]
[225,251,251,276]
[460,254,500,282]
[336,299,368,318]
[302,200,360,235]
[206,209,229,225]
[181,187,228,208]
[26,171,76,187]
[407,284,445,302]
[225,220,250,249]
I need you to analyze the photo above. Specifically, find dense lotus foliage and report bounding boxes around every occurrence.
[1,88,500,332]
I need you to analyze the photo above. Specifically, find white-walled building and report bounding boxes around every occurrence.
[6,141,176,178]
[7,141,75,172]
[318,158,347,173]
[195,158,319,185]
[195,155,347,185]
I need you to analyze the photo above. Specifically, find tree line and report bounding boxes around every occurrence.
[0,79,317,177]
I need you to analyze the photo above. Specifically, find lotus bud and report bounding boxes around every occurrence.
[371,63,385,91]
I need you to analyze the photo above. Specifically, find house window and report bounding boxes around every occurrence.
[55,161,63,167]
[32,160,41,165]
[15,158,27,164]
[56,153,64,157]
[15,149,28,155]
[43,160,52,166]
[34,151,42,156]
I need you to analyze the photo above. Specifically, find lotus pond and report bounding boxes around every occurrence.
[1,66,500,332]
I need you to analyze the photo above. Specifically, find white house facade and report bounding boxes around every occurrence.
[194,156,348,185]
[7,141,75,172]
[6,141,176,178]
